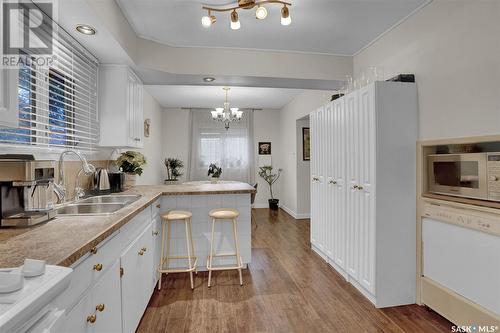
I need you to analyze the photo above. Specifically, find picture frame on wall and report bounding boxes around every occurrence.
[302,127,310,161]
[258,142,271,155]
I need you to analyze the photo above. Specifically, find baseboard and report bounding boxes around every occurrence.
[280,205,310,219]
[252,203,269,209]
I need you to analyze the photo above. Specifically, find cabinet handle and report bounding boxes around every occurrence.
[90,247,97,255]
[357,186,364,191]
[352,185,359,190]
[138,250,145,256]
[329,180,337,185]
[96,304,105,312]
[87,314,96,324]
[141,247,147,252]
[134,137,141,141]
[93,263,103,271]
[153,231,159,236]
[156,204,161,208]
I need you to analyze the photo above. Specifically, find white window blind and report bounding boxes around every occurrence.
[0,5,99,151]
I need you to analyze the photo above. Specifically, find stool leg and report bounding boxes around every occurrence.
[158,220,166,291]
[165,221,171,272]
[208,218,216,288]
[232,218,243,286]
[185,218,194,290]
[188,217,197,275]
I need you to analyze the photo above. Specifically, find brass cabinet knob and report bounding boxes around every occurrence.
[153,231,159,236]
[329,180,337,185]
[352,185,359,189]
[93,263,103,271]
[138,250,145,256]
[96,304,105,312]
[87,314,96,323]
[90,247,97,255]
[357,186,364,190]
[141,247,147,251]
[156,204,161,208]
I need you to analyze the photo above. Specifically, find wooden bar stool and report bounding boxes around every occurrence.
[207,208,244,287]
[158,210,198,290]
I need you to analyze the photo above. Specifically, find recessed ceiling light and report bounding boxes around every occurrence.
[76,24,96,35]
[203,77,216,82]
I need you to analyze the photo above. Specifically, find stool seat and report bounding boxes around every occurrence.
[162,210,192,220]
[209,208,239,219]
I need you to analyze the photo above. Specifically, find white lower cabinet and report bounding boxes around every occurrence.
[61,204,159,333]
[63,259,122,333]
[120,223,154,333]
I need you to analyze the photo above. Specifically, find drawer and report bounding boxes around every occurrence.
[120,207,152,251]
[62,231,122,311]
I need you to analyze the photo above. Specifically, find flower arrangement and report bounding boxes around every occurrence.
[116,151,146,176]
[164,158,184,181]
[207,163,222,179]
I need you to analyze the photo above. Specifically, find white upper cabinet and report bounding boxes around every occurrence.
[99,65,144,148]
[0,68,19,128]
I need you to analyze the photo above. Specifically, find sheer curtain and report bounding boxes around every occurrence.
[188,109,254,183]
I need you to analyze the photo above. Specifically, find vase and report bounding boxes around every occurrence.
[268,199,279,210]
[210,178,219,184]
[123,173,137,189]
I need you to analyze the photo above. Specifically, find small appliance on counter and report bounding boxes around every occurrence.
[0,155,57,227]
[108,172,125,193]
[91,167,111,195]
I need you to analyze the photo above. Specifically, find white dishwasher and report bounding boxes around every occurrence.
[422,217,500,316]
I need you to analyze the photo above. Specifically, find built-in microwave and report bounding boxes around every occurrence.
[428,152,500,202]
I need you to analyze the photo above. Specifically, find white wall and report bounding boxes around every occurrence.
[354,0,500,140]
[161,108,191,183]
[253,109,281,208]
[296,117,310,217]
[136,90,165,185]
[278,90,332,217]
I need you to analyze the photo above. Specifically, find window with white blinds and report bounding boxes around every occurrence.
[0,6,99,151]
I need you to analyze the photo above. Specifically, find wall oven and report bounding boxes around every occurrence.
[428,152,500,201]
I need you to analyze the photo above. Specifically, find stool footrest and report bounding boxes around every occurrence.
[159,258,198,273]
[206,264,245,271]
[210,252,237,257]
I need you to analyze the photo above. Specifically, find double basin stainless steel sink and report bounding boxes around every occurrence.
[56,194,142,216]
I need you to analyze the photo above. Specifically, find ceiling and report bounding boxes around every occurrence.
[116,0,427,55]
[146,85,305,109]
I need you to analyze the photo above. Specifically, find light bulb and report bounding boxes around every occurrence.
[231,10,241,30]
[231,107,239,115]
[211,110,218,118]
[281,5,291,26]
[216,107,224,115]
[255,6,268,20]
[236,111,243,119]
[202,14,216,28]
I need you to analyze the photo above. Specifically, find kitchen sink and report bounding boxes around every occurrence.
[77,194,142,205]
[56,194,142,216]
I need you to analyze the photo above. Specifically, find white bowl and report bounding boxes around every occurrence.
[22,259,46,277]
[0,272,23,293]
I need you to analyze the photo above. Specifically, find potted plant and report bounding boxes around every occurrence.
[116,151,146,188]
[164,158,184,183]
[207,163,222,183]
[258,165,282,210]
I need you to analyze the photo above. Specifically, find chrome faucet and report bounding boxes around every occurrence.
[54,149,96,203]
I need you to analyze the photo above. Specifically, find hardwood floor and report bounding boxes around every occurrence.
[137,208,452,333]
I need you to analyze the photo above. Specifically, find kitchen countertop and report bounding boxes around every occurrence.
[0,182,255,269]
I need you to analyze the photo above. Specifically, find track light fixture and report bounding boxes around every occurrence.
[201,0,291,30]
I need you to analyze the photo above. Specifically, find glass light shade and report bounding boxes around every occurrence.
[231,20,241,30]
[255,6,268,20]
[216,107,224,115]
[201,15,212,28]
[281,15,291,26]
[211,110,218,118]
[236,111,243,119]
[230,107,239,115]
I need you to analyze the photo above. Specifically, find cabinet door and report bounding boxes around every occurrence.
[126,72,137,147]
[356,84,376,294]
[62,260,122,333]
[0,68,19,128]
[324,102,334,260]
[152,216,162,289]
[121,223,154,333]
[316,106,326,254]
[310,110,318,247]
[134,82,144,148]
[92,259,122,333]
[332,98,347,270]
[345,91,360,280]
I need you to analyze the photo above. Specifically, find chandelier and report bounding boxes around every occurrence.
[210,87,243,130]
[201,0,292,30]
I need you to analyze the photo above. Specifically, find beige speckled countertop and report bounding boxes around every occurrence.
[0,183,255,268]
